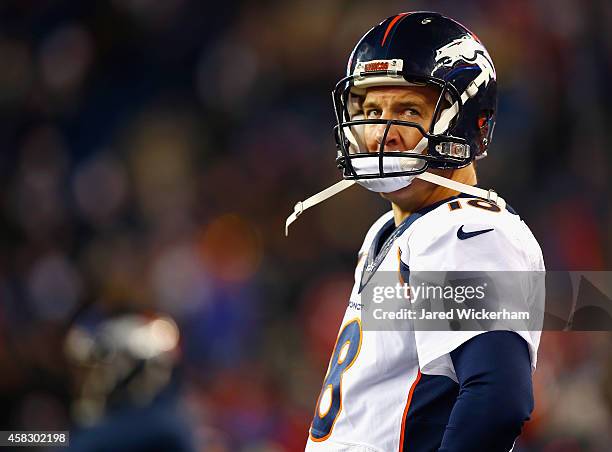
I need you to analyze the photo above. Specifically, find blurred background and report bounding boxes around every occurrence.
[0,0,610,451]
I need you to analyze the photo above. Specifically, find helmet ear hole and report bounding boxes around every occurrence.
[478,115,487,129]
[477,110,494,152]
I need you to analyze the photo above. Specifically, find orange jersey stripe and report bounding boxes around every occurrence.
[398,370,422,451]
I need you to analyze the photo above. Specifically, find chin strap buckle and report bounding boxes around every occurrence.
[294,201,304,217]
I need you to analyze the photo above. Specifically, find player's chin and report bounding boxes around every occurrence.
[379,183,414,203]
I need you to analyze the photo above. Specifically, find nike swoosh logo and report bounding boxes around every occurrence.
[457,225,494,240]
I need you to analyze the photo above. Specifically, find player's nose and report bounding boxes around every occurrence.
[373,119,402,152]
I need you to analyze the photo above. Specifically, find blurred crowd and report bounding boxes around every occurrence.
[0,0,610,451]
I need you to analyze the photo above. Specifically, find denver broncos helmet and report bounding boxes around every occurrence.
[333,11,497,181]
[285,12,504,236]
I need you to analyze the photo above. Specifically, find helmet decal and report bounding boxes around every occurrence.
[433,36,496,84]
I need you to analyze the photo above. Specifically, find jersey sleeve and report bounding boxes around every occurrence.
[405,207,544,382]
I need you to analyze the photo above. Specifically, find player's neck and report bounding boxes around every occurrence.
[392,166,477,226]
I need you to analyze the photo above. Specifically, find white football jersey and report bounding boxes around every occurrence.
[305,195,545,452]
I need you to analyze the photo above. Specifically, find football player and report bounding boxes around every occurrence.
[286,12,545,452]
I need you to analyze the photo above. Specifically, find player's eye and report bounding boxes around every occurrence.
[365,109,381,119]
[400,108,420,118]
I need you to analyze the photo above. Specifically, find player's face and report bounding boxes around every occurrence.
[362,85,440,153]
[362,85,456,211]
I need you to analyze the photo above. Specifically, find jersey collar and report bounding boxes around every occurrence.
[360,194,470,292]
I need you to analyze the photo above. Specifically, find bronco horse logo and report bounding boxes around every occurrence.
[432,36,496,84]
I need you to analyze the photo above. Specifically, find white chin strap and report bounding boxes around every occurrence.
[284,171,506,236]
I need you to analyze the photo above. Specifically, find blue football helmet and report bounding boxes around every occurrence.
[333,11,497,181]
